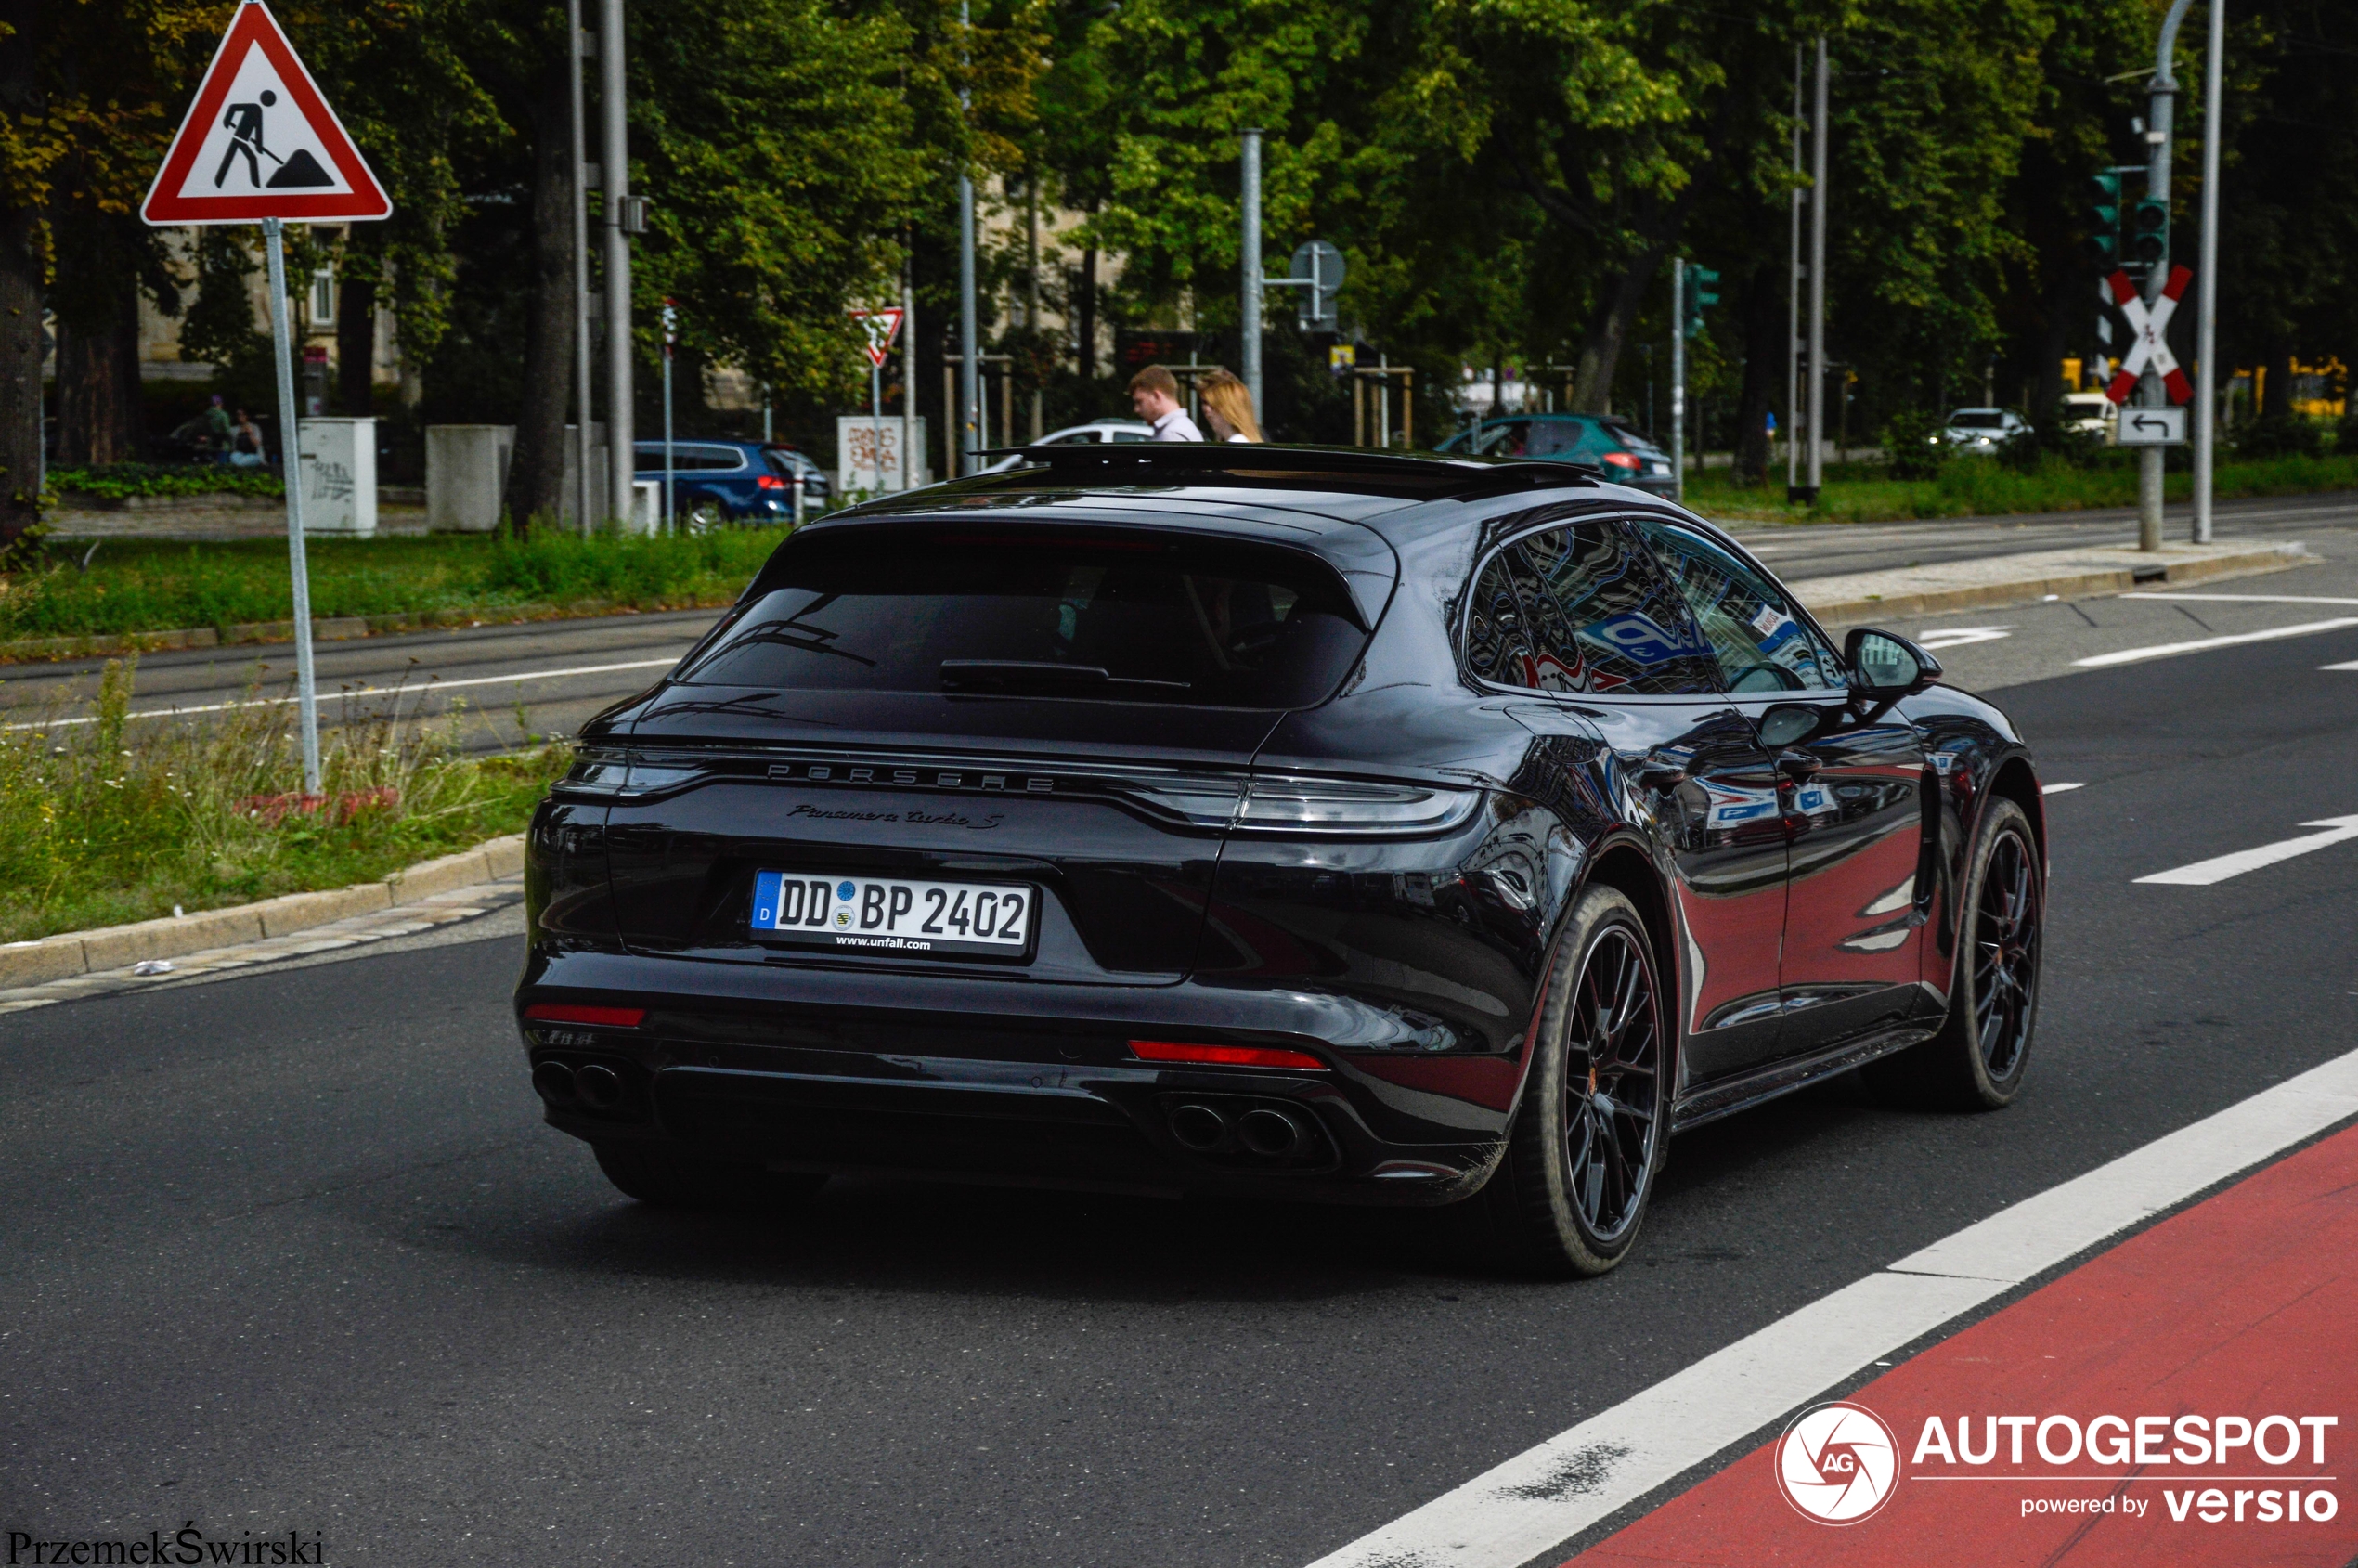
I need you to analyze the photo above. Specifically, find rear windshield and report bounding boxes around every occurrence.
[676,526,1371,708]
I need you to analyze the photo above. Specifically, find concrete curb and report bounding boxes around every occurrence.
[1793,542,2312,628]
[0,833,525,990]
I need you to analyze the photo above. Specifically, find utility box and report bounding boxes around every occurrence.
[297,418,377,536]
[426,424,514,532]
[836,416,929,497]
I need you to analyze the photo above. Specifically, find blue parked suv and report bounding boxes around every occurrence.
[633,440,832,530]
[1434,413,1677,498]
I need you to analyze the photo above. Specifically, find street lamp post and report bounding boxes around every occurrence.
[956,0,978,475]
[1240,128,1264,424]
[2139,0,2196,553]
[2193,0,2224,544]
[600,0,631,527]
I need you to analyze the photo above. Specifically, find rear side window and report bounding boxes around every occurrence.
[1463,521,1717,695]
[677,526,1370,708]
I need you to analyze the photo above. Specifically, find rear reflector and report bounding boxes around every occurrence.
[525,1004,647,1028]
[1129,1039,1326,1070]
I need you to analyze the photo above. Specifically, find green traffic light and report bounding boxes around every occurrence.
[2131,198,2169,266]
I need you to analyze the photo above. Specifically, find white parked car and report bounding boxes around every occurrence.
[2063,392,2117,444]
[1937,408,2029,451]
[977,418,1157,474]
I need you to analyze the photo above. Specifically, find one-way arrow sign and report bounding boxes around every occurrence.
[140,1,389,225]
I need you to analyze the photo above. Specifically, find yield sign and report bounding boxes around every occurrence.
[849,307,906,369]
[140,1,389,225]
[2104,266,2193,407]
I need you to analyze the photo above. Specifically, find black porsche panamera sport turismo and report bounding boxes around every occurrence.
[516,444,2046,1276]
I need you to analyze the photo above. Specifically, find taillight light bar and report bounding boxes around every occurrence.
[1129,1039,1326,1070]
[525,1004,647,1028]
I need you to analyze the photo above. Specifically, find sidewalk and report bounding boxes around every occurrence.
[1790,539,2312,627]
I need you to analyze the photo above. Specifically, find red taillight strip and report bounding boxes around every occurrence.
[525,1004,648,1028]
[1129,1039,1326,1070]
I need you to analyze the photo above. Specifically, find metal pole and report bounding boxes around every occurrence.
[1240,128,1263,424]
[1806,36,1829,500]
[2193,0,2223,544]
[1027,175,1043,442]
[660,298,674,534]
[956,0,978,475]
[1671,255,1686,501]
[263,219,320,797]
[1786,47,1802,492]
[901,261,916,488]
[872,357,884,498]
[566,0,593,535]
[601,0,631,528]
[2142,0,2196,552]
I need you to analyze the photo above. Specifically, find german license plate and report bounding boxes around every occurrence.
[752,872,1036,959]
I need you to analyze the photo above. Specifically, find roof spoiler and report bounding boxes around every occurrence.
[966,442,1602,499]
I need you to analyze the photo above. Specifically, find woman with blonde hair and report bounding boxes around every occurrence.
[1198,369,1263,443]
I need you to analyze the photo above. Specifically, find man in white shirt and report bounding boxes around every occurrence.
[1128,364,1204,442]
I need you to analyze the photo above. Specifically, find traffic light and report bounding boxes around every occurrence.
[1684,266,1721,338]
[2131,198,2169,267]
[2083,172,2122,266]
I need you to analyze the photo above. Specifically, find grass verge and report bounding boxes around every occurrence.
[0,654,568,944]
[1683,452,2358,525]
[0,525,788,643]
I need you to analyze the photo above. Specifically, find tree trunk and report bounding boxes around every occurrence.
[501,58,575,530]
[1733,261,1781,484]
[54,285,143,465]
[0,0,45,552]
[338,269,377,415]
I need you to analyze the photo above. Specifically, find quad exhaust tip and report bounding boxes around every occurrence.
[1166,1100,1315,1160]
[533,1057,628,1112]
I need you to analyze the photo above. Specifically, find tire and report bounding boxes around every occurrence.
[1864,796,2042,1111]
[1475,884,1671,1277]
[682,498,727,536]
[591,1143,826,1210]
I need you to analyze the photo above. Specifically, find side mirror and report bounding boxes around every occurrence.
[1845,628,1942,697]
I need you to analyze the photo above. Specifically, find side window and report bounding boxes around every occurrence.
[1639,521,1837,693]
[1473,420,1532,457]
[1463,522,1718,695]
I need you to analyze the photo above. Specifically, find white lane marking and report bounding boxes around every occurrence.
[1913,626,2012,651]
[1302,1049,2358,1568]
[2071,617,2358,667]
[2040,782,2086,795]
[0,656,685,732]
[2134,815,2358,886]
[2122,592,2358,605]
[2324,659,2358,671]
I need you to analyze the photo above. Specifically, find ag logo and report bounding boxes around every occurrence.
[1774,1401,1899,1524]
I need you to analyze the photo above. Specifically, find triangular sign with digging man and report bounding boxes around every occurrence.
[141,0,389,224]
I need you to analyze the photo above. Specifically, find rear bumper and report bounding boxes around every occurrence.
[517,949,1518,1205]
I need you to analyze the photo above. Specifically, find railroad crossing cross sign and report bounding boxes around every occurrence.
[139,0,389,225]
[849,307,906,369]
[2103,265,2194,407]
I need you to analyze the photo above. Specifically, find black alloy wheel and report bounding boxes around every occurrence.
[1479,884,1670,1276]
[1866,796,2043,1110]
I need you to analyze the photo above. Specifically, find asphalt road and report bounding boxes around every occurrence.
[6,538,2358,1562]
